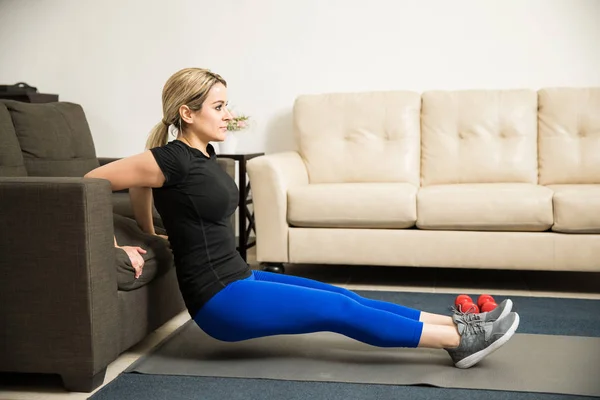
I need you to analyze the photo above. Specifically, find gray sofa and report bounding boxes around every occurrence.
[0,100,234,392]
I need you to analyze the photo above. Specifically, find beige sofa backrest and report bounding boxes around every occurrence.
[420,89,538,186]
[293,91,421,185]
[293,87,599,186]
[538,88,600,184]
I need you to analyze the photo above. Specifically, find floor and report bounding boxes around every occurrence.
[2,247,600,400]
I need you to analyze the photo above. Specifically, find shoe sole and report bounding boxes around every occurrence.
[455,313,520,369]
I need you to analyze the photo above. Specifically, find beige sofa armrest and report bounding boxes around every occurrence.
[247,151,309,263]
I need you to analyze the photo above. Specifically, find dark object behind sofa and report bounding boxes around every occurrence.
[0,99,235,392]
[0,82,59,103]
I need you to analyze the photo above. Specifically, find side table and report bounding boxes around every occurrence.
[217,152,264,261]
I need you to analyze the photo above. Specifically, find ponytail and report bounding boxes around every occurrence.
[146,121,169,150]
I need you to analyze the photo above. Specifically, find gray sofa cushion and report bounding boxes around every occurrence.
[3,100,99,177]
[112,191,165,229]
[0,103,27,177]
[113,214,174,291]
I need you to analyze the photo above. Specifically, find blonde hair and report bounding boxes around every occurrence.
[145,68,227,150]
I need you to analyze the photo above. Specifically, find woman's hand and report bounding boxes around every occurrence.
[118,246,147,279]
[155,234,170,247]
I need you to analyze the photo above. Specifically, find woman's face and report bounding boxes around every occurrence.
[186,82,232,142]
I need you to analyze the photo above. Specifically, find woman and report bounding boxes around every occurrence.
[85,67,520,369]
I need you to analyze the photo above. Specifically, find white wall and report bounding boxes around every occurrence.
[1,0,599,157]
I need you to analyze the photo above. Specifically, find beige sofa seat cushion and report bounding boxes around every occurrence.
[288,183,417,228]
[417,183,554,231]
[548,184,600,233]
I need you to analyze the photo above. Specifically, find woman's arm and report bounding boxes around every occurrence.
[84,150,165,278]
[129,187,156,235]
[85,150,167,279]
[86,151,164,236]
[84,150,165,191]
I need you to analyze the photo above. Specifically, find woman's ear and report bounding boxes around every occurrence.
[179,105,194,124]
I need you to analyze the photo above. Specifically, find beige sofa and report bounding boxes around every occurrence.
[247,88,600,273]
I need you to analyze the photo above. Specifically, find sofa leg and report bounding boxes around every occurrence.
[261,262,285,274]
[61,367,107,392]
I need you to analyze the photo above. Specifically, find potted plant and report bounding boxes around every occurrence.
[219,110,250,153]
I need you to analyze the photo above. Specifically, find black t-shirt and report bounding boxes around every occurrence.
[150,140,251,317]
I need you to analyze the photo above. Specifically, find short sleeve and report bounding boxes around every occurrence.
[150,141,190,186]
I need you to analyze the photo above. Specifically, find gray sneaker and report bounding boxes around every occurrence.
[452,299,513,324]
[445,311,520,369]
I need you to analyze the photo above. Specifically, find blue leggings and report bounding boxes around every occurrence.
[193,270,424,348]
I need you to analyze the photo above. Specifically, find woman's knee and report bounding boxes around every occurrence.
[332,286,364,303]
[313,292,362,322]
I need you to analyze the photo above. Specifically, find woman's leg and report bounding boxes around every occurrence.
[194,276,459,349]
[252,270,455,326]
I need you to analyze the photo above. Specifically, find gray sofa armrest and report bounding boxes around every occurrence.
[0,177,119,390]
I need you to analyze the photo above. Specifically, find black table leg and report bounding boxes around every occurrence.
[238,160,248,261]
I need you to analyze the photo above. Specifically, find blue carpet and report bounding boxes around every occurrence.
[89,290,600,400]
